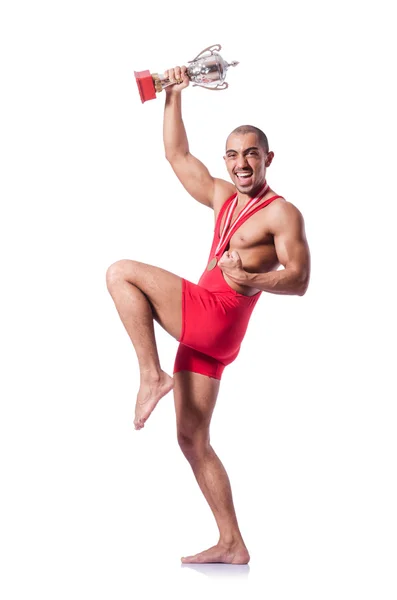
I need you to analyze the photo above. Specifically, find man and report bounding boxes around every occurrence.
[106,65,311,564]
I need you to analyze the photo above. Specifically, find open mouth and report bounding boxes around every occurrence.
[235,171,253,186]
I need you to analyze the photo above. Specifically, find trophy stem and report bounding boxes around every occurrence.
[153,73,177,91]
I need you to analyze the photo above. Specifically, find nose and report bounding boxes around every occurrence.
[235,154,249,169]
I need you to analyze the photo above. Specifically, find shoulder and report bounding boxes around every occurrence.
[266,197,306,233]
[267,196,302,217]
[212,178,236,212]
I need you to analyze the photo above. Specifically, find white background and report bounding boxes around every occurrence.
[1,0,396,598]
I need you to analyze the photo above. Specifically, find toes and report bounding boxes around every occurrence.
[181,554,200,563]
[134,418,145,430]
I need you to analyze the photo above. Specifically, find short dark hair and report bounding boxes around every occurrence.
[227,125,269,153]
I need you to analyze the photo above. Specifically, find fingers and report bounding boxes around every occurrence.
[164,66,188,85]
[174,66,188,84]
[164,67,174,82]
[219,250,240,265]
[164,67,178,84]
[174,66,181,82]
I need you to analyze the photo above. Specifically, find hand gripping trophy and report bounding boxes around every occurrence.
[134,44,239,103]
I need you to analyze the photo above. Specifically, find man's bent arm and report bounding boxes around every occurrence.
[243,263,309,296]
[233,202,311,296]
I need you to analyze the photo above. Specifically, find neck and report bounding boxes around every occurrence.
[236,181,268,207]
[236,192,252,207]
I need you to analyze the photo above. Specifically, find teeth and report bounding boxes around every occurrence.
[236,172,252,178]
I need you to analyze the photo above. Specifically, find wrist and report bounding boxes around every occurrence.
[229,268,253,286]
[165,91,182,106]
[241,271,256,287]
[165,87,181,96]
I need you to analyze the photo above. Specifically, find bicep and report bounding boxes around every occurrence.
[273,205,311,276]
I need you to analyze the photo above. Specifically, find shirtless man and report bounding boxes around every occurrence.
[106,65,311,564]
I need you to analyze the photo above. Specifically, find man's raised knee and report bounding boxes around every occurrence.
[106,259,131,290]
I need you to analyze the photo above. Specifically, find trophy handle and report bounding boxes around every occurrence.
[188,44,222,63]
[192,81,229,91]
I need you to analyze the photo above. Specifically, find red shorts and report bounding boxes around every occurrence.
[173,191,283,379]
[173,270,261,379]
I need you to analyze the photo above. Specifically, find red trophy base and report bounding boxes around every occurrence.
[134,70,157,103]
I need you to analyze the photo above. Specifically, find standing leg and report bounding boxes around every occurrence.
[174,370,250,564]
[106,259,183,429]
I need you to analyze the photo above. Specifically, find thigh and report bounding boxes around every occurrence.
[107,259,183,341]
[174,344,226,380]
[173,370,221,440]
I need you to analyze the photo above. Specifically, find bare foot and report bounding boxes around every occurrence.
[181,542,250,564]
[134,371,174,430]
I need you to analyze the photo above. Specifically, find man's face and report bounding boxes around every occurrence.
[224,132,273,195]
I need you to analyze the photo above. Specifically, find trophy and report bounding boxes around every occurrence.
[134,44,239,104]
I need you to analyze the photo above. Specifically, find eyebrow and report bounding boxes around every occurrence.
[226,146,260,154]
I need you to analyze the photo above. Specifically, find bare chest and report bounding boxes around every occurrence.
[217,204,274,250]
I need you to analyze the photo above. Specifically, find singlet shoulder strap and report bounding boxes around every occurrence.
[245,195,284,220]
[218,194,285,256]
[214,193,237,237]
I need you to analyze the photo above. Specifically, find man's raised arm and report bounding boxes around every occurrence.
[163,65,233,209]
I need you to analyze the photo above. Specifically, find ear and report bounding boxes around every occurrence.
[265,151,275,167]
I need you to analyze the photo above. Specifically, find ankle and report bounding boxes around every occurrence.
[140,368,162,384]
[218,532,245,548]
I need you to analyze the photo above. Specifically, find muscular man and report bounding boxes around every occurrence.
[106,65,311,564]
